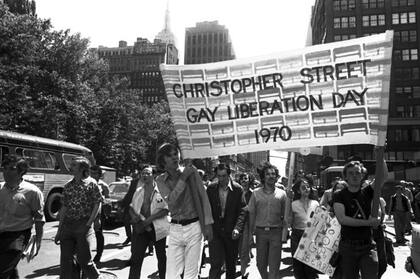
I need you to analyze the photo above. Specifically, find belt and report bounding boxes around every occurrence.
[171,217,199,226]
[256,226,280,231]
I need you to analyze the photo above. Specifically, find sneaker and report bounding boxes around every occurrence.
[122,238,131,245]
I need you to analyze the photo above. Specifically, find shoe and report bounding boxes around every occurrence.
[122,238,131,245]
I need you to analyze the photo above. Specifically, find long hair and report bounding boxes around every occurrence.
[292,178,317,201]
[156,143,179,170]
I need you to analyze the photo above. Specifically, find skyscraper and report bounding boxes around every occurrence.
[311,0,420,168]
[96,4,178,105]
[184,21,235,64]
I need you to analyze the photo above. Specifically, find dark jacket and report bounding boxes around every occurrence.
[206,180,247,237]
[390,194,411,213]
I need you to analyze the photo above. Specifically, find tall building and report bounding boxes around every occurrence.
[311,0,420,171]
[96,5,178,105]
[184,21,236,64]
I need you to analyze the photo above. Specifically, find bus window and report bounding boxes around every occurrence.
[62,153,90,171]
[16,148,58,170]
[0,146,9,162]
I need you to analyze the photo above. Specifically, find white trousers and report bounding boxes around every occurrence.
[166,221,203,279]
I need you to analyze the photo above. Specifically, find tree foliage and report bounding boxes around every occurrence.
[0,4,176,175]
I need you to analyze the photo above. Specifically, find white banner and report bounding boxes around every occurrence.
[293,206,341,276]
[161,31,393,159]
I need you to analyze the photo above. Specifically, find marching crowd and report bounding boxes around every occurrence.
[0,144,419,279]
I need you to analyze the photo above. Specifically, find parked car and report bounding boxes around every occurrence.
[102,181,130,223]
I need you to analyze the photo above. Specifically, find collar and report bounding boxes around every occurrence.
[4,180,23,191]
[220,180,233,191]
[163,168,182,181]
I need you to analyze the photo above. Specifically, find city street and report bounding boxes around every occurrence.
[19,218,418,279]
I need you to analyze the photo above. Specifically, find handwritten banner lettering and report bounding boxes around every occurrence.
[293,206,341,276]
[160,31,393,159]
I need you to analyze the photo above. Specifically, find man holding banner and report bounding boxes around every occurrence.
[332,156,387,279]
[155,143,213,279]
[248,161,286,279]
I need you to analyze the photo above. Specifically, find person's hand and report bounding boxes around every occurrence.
[286,189,294,199]
[33,237,42,257]
[143,218,152,227]
[180,165,196,181]
[131,215,142,224]
[232,229,240,240]
[367,216,381,228]
[204,224,213,242]
[54,230,61,245]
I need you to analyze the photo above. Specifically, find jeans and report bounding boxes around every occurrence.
[393,211,409,242]
[94,214,104,261]
[238,221,251,277]
[60,220,100,279]
[129,226,166,279]
[291,229,318,279]
[166,221,203,279]
[0,229,31,279]
[338,239,378,279]
[255,227,282,279]
[208,231,239,279]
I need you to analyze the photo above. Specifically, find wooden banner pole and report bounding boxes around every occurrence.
[282,151,295,241]
[371,146,385,218]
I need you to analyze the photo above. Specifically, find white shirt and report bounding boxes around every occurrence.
[130,183,170,241]
[291,199,319,230]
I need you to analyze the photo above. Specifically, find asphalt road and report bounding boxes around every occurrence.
[18,218,419,279]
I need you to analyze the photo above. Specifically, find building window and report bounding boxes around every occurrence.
[414,86,420,98]
[393,12,416,24]
[403,49,418,60]
[334,16,356,28]
[413,128,420,141]
[395,30,417,42]
[362,0,385,8]
[362,14,385,27]
[396,105,405,117]
[334,0,356,11]
[395,67,420,81]
[334,34,357,41]
[392,0,415,6]
[334,18,341,28]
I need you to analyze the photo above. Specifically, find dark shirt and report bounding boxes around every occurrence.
[332,185,374,241]
[63,177,103,221]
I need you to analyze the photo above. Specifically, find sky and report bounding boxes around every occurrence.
[35,0,316,63]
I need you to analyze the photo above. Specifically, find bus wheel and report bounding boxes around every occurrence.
[45,191,63,221]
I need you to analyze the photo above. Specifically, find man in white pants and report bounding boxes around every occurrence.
[156,143,213,279]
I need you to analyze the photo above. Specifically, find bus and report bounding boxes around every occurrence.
[0,130,95,221]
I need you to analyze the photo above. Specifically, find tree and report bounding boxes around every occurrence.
[4,0,36,15]
[0,3,177,175]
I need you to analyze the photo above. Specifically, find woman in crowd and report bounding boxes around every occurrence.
[128,165,169,279]
[320,178,347,212]
[289,178,319,279]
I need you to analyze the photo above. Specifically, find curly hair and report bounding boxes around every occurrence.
[257,161,279,183]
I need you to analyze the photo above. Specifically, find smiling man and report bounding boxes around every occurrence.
[248,161,286,279]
